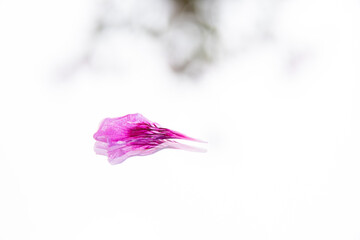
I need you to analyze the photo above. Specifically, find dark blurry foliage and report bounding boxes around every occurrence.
[83,0,219,77]
[168,0,218,75]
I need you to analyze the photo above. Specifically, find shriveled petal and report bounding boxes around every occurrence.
[93,113,206,164]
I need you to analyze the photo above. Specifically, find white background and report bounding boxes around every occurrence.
[1,0,360,239]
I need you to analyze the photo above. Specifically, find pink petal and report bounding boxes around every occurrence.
[93,113,206,164]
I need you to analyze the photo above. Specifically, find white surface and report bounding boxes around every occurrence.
[1,0,360,239]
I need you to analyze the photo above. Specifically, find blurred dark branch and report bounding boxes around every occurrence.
[71,0,219,78]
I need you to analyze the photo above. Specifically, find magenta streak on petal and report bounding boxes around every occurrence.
[127,123,205,143]
[93,113,206,164]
